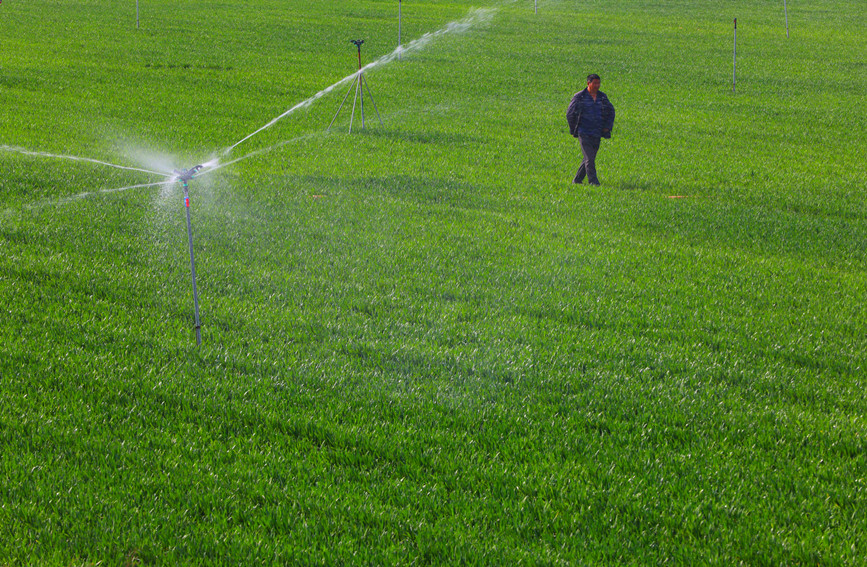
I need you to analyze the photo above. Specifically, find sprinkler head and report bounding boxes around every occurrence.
[351,39,364,48]
[174,165,203,183]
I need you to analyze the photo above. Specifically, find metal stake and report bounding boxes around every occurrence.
[732,18,737,94]
[398,0,402,60]
[784,0,789,38]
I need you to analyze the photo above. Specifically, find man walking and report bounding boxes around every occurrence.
[567,74,615,185]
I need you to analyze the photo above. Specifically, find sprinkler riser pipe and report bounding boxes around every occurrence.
[183,182,203,346]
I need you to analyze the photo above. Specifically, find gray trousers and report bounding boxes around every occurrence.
[573,135,602,185]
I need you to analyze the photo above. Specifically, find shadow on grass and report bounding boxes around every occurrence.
[614,179,659,192]
[287,173,501,212]
[613,179,712,200]
[614,178,684,194]
[352,127,482,146]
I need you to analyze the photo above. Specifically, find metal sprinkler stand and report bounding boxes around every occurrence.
[328,39,384,133]
[174,165,204,346]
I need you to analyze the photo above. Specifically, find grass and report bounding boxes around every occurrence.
[1,0,865,564]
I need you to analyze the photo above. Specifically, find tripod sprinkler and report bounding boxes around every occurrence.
[328,39,383,132]
[173,165,204,346]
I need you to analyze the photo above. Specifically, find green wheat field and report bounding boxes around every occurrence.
[1,0,865,564]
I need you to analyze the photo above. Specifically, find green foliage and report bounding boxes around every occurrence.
[1,0,865,564]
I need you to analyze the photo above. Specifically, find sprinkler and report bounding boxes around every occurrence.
[174,165,202,183]
[173,165,204,346]
[329,39,383,133]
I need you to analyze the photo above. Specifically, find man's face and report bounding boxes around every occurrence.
[587,78,601,95]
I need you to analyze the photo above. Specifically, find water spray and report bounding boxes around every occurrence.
[173,165,204,346]
[224,7,493,153]
[0,145,170,176]
[328,39,383,133]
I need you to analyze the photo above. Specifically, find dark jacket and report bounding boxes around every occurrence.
[567,89,615,139]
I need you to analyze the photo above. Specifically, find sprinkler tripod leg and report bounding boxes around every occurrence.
[329,73,359,131]
[360,73,365,129]
[361,73,384,126]
[349,73,362,133]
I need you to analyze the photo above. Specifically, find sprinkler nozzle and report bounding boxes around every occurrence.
[174,165,203,183]
[351,39,364,47]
